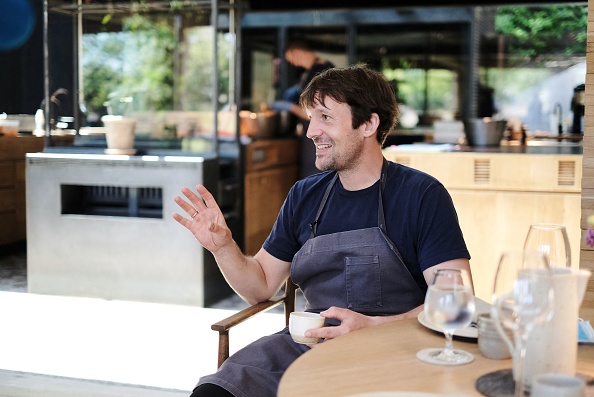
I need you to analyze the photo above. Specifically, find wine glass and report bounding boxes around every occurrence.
[491,250,553,397]
[524,223,570,268]
[417,268,475,365]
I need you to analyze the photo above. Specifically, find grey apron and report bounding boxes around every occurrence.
[291,160,426,318]
[197,161,425,397]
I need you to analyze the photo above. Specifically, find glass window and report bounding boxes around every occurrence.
[481,4,586,135]
[44,1,237,154]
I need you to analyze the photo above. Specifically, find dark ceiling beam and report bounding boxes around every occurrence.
[245,0,586,11]
[240,7,474,28]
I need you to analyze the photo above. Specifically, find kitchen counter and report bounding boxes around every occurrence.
[0,136,45,245]
[385,142,583,155]
[383,147,582,301]
[25,152,232,306]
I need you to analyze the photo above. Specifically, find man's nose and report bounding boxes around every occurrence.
[305,121,320,139]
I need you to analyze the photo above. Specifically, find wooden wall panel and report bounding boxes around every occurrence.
[581,0,594,311]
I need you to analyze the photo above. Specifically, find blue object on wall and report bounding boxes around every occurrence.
[0,0,36,51]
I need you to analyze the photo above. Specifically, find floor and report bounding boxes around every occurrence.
[0,242,304,396]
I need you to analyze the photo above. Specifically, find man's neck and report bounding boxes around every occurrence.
[302,52,318,69]
[338,151,385,191]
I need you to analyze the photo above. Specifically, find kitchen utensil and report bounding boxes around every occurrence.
[0,119,20,137]
[464,118,507,146]
[239,110,278,138]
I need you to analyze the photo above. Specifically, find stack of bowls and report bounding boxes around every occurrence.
[477,313,513,360]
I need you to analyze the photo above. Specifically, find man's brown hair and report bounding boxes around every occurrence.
[299,64,399,145]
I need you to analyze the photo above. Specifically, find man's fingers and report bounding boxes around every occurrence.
[196,184,221,212]
[173,195,200,218]
[321,306,347,320]
[305,325,343,340]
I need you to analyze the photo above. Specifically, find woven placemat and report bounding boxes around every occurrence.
[476,369,594,397]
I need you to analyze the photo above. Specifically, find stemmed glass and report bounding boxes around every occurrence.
[491,250,553,397]
[417,268,475,365]
[524,223,570,268]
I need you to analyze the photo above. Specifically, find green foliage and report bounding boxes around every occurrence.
[83,11,232,117]
[120,14,177,111]
[484,67,551,107]
[83,14,178,114]
[383,66,457,115]
[175,27,232,111]
[495,5,587,61]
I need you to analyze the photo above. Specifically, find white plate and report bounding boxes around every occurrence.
[417,297,492,340]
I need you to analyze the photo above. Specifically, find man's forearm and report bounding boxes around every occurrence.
[212,241,275,305]
[373,305,425,325]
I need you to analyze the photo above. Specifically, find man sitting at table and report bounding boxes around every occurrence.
[173,64,472,397]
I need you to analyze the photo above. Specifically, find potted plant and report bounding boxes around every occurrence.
[101,94,136,154]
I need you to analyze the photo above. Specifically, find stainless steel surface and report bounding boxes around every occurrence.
[526,140,583,147]
[464,118,507,146]
[26,153,226,306]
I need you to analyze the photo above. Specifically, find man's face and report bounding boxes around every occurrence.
[285,49,307,68]
[305,96,365,172]
[285,49,298,66]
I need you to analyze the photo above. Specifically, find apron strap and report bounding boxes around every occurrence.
[378,158,388,234]
[309,159,390,238]
[309,172,339,238]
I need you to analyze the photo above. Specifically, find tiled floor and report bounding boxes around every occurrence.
[0,242,27,293]
[0,242,302,396]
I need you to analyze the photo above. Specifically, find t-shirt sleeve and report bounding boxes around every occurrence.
[415,183,470,271]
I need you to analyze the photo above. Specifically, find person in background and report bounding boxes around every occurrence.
[269,39,335,178]
[173,64,472,397]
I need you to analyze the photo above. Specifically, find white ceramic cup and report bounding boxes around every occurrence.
[289,312,325,345]
[531,374,585,397]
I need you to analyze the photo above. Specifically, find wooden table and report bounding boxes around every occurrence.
[278,316,594,397]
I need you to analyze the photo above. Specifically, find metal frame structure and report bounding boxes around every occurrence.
[42,0,243,157]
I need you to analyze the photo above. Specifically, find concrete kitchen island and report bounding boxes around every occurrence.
[25,152,231,307]
[383,144,583,300]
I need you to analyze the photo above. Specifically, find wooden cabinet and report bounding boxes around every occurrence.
[244,139,298,256]
[383,149,582,300]
[0,136,44,245]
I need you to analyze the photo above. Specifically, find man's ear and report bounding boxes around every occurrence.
[361,113,380,138]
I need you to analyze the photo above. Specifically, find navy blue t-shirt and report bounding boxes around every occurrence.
[262,161,470,290]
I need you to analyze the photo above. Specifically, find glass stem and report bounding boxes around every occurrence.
[514,330,530,397]
[443,331,455,357]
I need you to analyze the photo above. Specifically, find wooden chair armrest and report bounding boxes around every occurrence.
[211,295,286,333]
[211,295,287,368]
[211,278,297,368]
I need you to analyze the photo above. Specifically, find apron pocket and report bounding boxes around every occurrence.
[345,255,382,310]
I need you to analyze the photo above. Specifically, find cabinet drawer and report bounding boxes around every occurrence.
[0,212,22,244]
[244,139,298,172]
[0,188,16,212]
[0,162,15,187]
